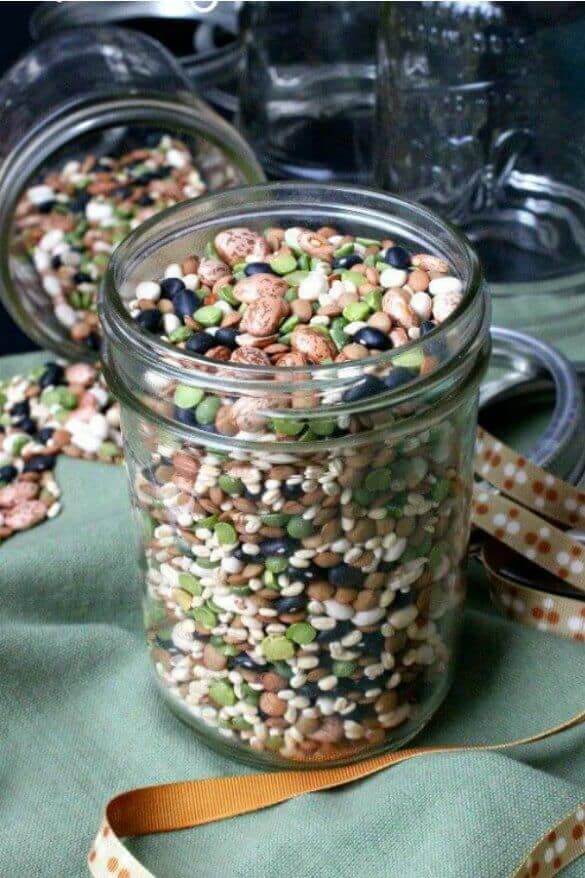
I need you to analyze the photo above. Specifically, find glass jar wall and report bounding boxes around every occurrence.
[100,184,490,767]
[0,27,263,360]
[374,1,585,340]
[239,2,380,183]
[29,1,243,120]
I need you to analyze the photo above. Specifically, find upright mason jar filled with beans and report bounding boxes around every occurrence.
[0,26,263,361]
[100,184,490,767]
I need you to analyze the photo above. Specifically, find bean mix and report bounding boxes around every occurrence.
[127,225,471,762]
[0,361,122,542]
[14,136,227,349]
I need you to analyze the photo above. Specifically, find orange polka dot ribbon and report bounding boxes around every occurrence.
[88,429,585,878]
[475,428,585,529]
[482,543,585,641]
[511,803,585,878]
[473,428,585,640]
[473,489,585,593]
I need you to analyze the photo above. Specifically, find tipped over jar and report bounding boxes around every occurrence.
[0,26,263,361]
[100,184,490,767]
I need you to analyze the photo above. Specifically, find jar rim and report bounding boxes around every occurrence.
[102,330,491,453]
[100,181,487,387]
[0,94,264,359]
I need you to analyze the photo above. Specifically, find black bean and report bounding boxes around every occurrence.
[332,254,363,270]
[146,167,170,180]
[214,327,238,349]
[286,563,322,583]
[51,255,62,270]
[391,589,413,610]
[347,703,375,721]
[229,653,262,671]
[74,271,92,284]
[15,417,37,435]
[282,481,303,500]
[86,333,101,352]
[135,309,162,332]
[39,363,65,389]
[298,683,320,700]
[197,422,218,434]
[37,427,55,444]
[244,487,262,501]
[69,193,91,212]
[353,327,392,351]
[359,630,384,653]
[244,262,275,277]
[384,367,416,390]
[185,332,215,354]
[174,406,198,427]
[23,454,56,473]
[160,277,185,298]
[10,400,30,418]
[354,675,382,693]
[0,464,18,483]
[258,537,299,556]
[328,563,365,588]
[384,245,411,269]
[342,375,386,403]
[172,288,199,318]
[38,201,56,214]
[141,465,158,484]
[138,194,154,206]
[327,682,356,698]
[316,620,353,643]
[274,595,308,614]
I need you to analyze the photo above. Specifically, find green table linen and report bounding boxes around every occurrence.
[2,351,585,878]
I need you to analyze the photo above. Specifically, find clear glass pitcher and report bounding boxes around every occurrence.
[239,2,380,183]
[374,1,585,339]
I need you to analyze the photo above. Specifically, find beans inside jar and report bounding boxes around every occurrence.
[126,223,471,763]
[127,225,463,384]
[14,136,238,350]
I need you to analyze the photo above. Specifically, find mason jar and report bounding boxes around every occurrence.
[0,26,263,361]
[29,1,243,120]
[374,1,585,341]
[100,183,490,768]
[239,2,380,182]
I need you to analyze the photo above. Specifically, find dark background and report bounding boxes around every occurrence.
[1,3,43,355]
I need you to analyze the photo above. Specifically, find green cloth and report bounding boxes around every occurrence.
[2,350,585,878]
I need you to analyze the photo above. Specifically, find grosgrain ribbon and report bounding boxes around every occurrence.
[88,429,585,878]
[473,429,585,642]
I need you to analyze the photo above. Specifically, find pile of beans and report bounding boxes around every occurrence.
[0,361,122,541]
[127,225,470,762]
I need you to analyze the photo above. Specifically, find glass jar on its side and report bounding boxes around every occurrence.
[100,184,490,768]
[0,26,263,360]
[29,1,243,120]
